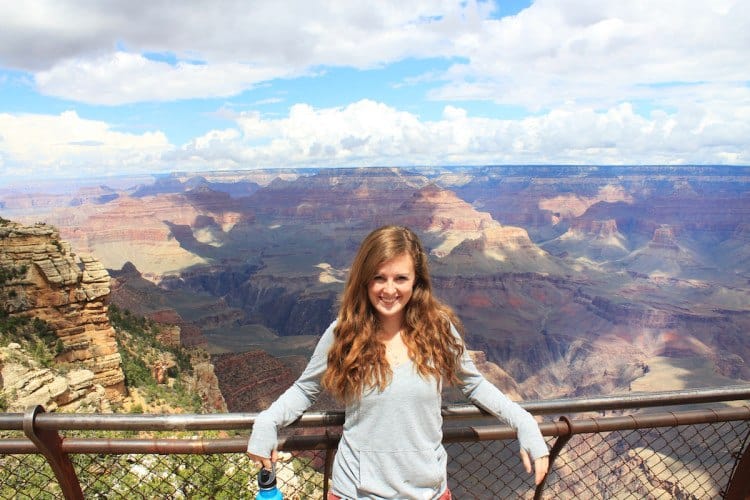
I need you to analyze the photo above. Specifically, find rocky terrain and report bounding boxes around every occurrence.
[0,341,113,412]
[212,350,299,412]
[0,219,226,413]
[1,166,749,410]
[0,219,126,408]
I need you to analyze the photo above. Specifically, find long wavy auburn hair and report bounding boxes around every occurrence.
[321,225,465,404]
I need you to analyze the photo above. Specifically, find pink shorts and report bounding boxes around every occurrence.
[328,488,451,500]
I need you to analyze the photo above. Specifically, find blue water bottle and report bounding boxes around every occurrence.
[256,466,283,500]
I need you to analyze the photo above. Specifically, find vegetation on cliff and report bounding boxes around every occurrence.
[109,304,204,413]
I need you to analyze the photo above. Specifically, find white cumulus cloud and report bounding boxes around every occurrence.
[433,0,750,110]
[0,111,171,178]
[1,0,476,104]
[172,99,749,169]
[2,94,749,180]
[35,52,293,105]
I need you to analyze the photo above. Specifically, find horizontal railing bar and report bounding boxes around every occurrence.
[0,439,38,454]
[446,405,750,442]
[37,412,260,432]
[0,412,259,432]
[3,405,748,455]
[563,405,750,434]
[444,383,750,418]
[531,384,750,415]
[0,412,23,430]
[62,437,251,454]
[1,384,748,432]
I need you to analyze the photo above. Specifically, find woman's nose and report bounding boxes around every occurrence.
[384,280,396,293]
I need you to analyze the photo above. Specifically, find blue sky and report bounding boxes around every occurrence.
[0,0,749,181]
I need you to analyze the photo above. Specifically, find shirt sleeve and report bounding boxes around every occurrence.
[247,320,337,458]
[452,324,549,460]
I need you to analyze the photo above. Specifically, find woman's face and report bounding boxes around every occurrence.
[367,253,415,325]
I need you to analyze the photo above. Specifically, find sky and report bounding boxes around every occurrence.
[0,0,749,182]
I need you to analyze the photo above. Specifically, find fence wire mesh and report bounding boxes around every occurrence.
[446,437,543,498]
[539,419,750,500]
[69,450,324,499]
[0,412,748,499]
[0,453,61,500]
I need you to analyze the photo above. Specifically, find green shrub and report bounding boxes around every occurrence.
[0,314,59,366]
[110,307,203,412]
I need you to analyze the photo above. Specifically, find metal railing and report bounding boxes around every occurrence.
[1,385,749,499]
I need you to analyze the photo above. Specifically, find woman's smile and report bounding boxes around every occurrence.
[368,253,415,324]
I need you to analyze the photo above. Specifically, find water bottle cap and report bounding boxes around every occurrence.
[258,467,277,489]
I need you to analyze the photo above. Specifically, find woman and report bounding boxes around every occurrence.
[248,225,549,499]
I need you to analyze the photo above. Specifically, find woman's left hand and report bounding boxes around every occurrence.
[520,449,549,485]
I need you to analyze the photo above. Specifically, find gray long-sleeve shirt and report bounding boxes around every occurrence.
[247,321,548,499]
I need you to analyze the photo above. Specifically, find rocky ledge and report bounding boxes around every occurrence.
[1,343,112,412]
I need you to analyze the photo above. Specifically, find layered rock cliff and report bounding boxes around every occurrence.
[0,219,126,404]
[212,350,299,412]
[553,218,629,260]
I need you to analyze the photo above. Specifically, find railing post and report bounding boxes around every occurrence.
[534,416,573,500]
[323,429,336,497]
[23,405,84,500]
[723,426,750,500]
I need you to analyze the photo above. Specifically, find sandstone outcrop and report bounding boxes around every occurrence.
[393,184,561,274]
[545,218,630,261]
[0,220,126,401]
[191,354,228,412]
[537,184,635,221]
[399,184,493,233]
[56,194,212,279]
[1,343,112,412]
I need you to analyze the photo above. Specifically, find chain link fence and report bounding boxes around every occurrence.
[1,389,749,499]
[0,429,327,500]
[537,419,749,499]
[0,452,61,499]
[71,450,324,499]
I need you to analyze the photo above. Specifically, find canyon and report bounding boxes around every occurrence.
[1,165,749,410]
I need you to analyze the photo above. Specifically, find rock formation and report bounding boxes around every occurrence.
[399,184,494,233]
[466,350,524,401]
[212,350,299,412]
[544,218,630,261]
[0,220,126,402]
[55,194,213,279]
[650,225,679,249]
[1,342,112,412]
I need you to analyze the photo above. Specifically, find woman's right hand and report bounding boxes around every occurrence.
[247,449,277,470]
